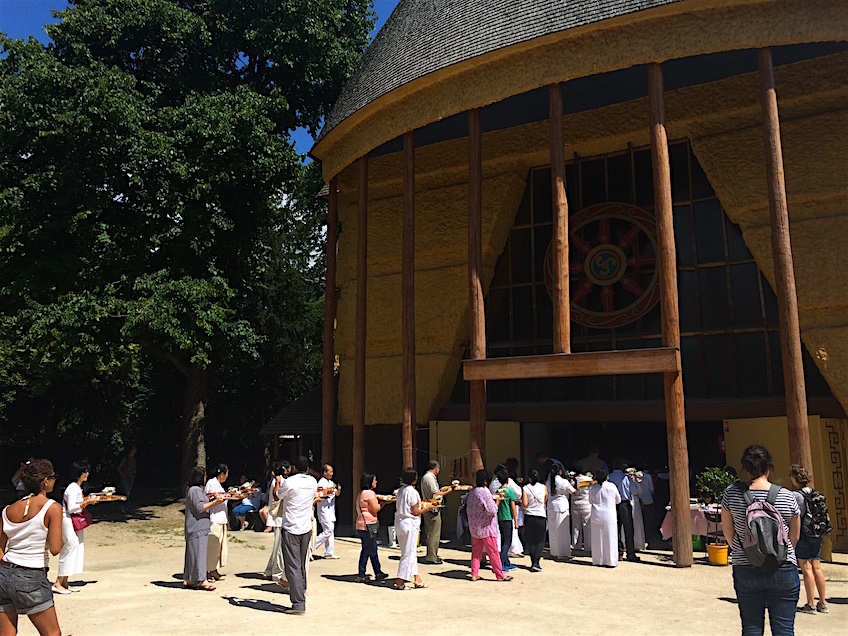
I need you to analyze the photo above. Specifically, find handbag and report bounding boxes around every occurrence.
[71,508,93,531]
[269,498,284,518]
[366,522,380,539]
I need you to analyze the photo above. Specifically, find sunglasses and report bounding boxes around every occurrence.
[47,475,57,480]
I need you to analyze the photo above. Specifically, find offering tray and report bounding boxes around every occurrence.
[375,494,397,503]
[90,493,127,502]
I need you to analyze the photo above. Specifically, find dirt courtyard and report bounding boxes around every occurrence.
[14,501,848,635]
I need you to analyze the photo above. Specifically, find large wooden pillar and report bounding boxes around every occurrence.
[402,132,416,470]
[321,176,338,465]
[468,109,486,473]
[648,63,693,567]
[353,157,368,500]
[758,48,814,481]
[549,83,571,354]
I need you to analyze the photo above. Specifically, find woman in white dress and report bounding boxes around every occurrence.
[546,463,576,560]
[263,461,288,587]
[393,468,435,590]
[571,470,593,553]
[589,469,620,567]
[205,463,229,581]
[54,460,100,593]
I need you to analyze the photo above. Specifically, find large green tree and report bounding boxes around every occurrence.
[0,0,372,481]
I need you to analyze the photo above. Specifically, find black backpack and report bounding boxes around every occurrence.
[801,488,833,539]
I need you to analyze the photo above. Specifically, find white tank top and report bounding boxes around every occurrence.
[1,499,54,568]
[523,482,546,517]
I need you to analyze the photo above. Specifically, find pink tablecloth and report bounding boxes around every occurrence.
[660,506,722,540]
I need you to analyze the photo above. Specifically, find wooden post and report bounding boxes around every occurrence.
[648,63,693,568]
[321,176,338,465]
[402,131,416,470]
[353,156,368,506]
[273,434,279,462]
[758,48,814,481]
[549,83,571,354]
[468,109,486,473]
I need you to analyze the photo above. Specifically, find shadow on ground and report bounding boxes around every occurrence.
[222,596,288,613]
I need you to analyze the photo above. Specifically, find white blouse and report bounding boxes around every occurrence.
[63,482,83,518]
[394,485,421,528]
[205,478,228,525]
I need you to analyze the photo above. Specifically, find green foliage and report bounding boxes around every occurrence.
[0,0,373,478]
[696,467,736,503]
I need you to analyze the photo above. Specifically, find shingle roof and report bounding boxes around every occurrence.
[259,376,337,436]
[316,0,683,145]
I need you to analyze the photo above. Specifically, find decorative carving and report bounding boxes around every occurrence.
[823,420,847,547]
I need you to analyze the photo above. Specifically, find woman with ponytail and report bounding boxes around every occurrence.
[1,459,65,635]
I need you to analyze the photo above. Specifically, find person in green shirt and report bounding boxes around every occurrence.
[495,468,518,571]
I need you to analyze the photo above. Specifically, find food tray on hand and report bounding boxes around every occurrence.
[422,498,445,508]
[375,494,397,503]
[450,484,472,491]
[90,493,127,501]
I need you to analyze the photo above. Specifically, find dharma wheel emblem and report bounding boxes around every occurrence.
[544,202,660,328]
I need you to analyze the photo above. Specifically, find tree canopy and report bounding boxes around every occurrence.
[0,0,372,483]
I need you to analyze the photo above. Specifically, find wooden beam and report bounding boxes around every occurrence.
[649,62,693,568]
[549,83,570,354]
[321,176,338,465]
[758,48,814,483]
[463,347,680,381]
[468,109,486,473]
[402,131,416,470]
[353,156,367,507]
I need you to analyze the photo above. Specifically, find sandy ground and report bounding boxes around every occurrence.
[12,501,848,636]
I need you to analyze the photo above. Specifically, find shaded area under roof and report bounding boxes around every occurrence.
[316,0,683,144]
[259,375,337,436]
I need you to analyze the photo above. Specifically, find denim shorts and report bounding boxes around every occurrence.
[0,563,54,615]
[794,535,823,561]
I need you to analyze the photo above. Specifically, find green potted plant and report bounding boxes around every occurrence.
[695,467,736,565]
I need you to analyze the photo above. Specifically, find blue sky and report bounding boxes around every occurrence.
[0,0,400,156]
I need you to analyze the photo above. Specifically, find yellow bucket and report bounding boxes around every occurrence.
[706,543,728,565]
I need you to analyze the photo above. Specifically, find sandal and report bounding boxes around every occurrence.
[413,581,429,589]
[497,575,513,582]
[392,582,408,590]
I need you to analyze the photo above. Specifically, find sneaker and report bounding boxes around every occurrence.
[797,604,817,615]
[354,575,371,583]
[324,555,340,559]
[816,603,829,614]
[284,608,305,615]
[424,558,443,565]
[529,565,541,572]
[374,572,389,581]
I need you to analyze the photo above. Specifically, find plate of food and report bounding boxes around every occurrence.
[451,480,472,491]
[375,494,397,503]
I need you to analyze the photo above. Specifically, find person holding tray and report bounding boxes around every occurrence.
[393,468,435,590]
[1,459,65,635]
[547,462,576,561]
[54,460,100,594]
[355,473,389,584]
[184,467,226,590]
[589,469,620,568]
[205,464,229,582]
[467,470,512,582]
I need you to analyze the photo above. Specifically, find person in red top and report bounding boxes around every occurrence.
[355,473,390,584]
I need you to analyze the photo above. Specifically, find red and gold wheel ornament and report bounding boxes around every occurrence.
[545,202,660,328]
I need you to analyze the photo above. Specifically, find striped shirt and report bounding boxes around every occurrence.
[721,483,800,567]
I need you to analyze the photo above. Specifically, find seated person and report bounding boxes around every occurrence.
[230,481,262,531]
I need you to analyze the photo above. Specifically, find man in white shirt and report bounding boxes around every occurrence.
[315,464,340,559]
[278,455,319,614]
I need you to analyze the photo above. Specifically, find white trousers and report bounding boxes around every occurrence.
[572,508,591,551]
[315,519,335,556]
[395,518,419,581]
[58,518,84,577]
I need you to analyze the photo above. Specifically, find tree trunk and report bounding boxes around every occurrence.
[177,362,210,486]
